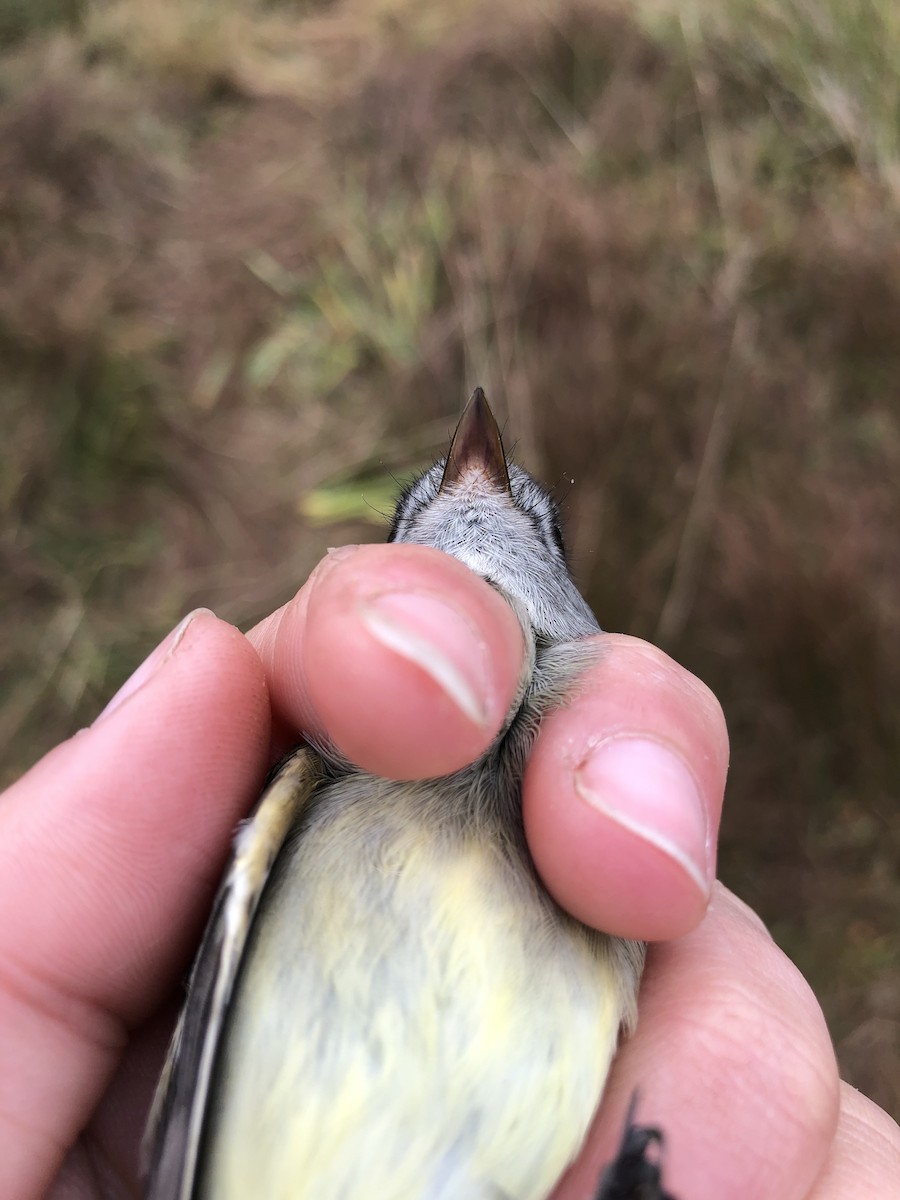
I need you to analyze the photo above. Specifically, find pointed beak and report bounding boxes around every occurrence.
[439,388,512,495]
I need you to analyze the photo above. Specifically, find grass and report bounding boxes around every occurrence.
[1,0,898,1116]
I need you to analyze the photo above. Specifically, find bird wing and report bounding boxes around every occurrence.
[141,746,325,1200]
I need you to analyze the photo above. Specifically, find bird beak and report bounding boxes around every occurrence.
[439,388,512,496]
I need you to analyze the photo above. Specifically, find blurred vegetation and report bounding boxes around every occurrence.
[1,0,898,1117]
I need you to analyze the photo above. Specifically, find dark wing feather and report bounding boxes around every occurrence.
[141,747,325,1200]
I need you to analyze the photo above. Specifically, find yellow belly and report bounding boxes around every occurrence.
[199,778,627,1200]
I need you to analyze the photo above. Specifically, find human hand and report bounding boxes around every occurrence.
[1,544,896,1199]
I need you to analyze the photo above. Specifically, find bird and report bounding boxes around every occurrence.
[142,388,658,1200]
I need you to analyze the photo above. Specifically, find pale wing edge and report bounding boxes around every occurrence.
[141,746,325,1200]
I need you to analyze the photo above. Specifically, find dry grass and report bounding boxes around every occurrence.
[1,0,898,1114]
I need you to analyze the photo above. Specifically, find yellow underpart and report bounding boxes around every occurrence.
[200,780,626,1200]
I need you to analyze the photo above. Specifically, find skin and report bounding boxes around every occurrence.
[0,544,897,1200]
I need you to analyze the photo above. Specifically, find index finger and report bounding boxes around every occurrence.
[524,634,728,940]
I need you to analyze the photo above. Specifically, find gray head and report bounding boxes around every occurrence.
[389,389,599,647]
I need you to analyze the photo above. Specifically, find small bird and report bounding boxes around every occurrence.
[143,389,662,1200]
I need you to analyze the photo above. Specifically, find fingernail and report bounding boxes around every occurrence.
[574,737,711,897]
[360,591,492,727]
[94,608,214,724]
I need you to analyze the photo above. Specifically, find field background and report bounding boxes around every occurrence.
[2,0,898,1118]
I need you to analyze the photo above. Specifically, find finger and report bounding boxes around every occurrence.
[807,1082,900,1198]
[247,543,525,780]
[0,611,269,1200]
[552,886,840,1200]
[47,1002,180,1200]
[523,634,728,940]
